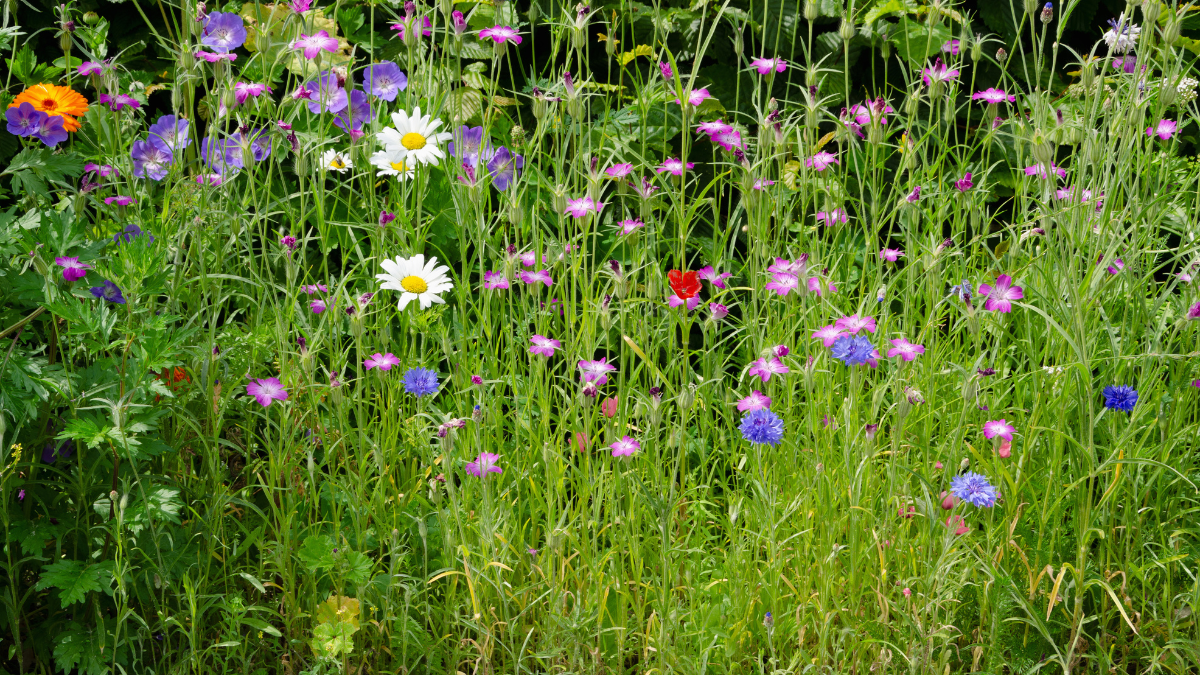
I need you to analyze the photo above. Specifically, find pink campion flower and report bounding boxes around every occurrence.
[659,61,673,79]
[710,129,743,151]
[998,439,1013,458]
[1105,257,1125,274]
[55,256,91,282]
[1146,119,1177,140]
[528,335,561,357]
[750,57,787,74]
[630,176,660,199]
[835,314,877,334]
[656,158,694,176]
[921,58,960,85]
[578,357,617,384]
[364,352,400,370]
[291,86,315,101]
[673,87,712,106]
[483,271,509,289]
[1176,272,1193,284]
[465,452,503,477]
[195,50,237,62]
[768,256,808,276]
[519,251,537,267]
[806,151,839,171]
[601,396,618,418]
[752,179,775,190]
[906,186,921,202]
[697,265,732,289]
[309,299,327,314]
[807,276,836,296]
[978,274,1024,313]
[1024,163,1067,179]
[479,25,522,44]
[605,163,634,179]
[764,273,801,296]
[246,377,288,407]
[941,39,960,55]
[391,16,432,40]
[887,337,925,362]
[195,173,225,186]
[520,270,553,287]
[955,173,974,191]
[736,390,772,412]
[983,419,1015,441]
[292,30,339,59]
[1184,301,1200,320]
[564,196,602,218]
[290,0,313,12]
[234,82,272,104]
[610,436,640,458]
[710,303,729,320]
[697,120,734,136]
[667,293,702,310]
[879,248,904,262]
[105,196,135,206]
[902,587,913,598]
[971,88,1015,104]
[747,357,789,383]
[811,324,845,347]
[300,284,328,294]
[617,219,645,235]
[816,209,848,225]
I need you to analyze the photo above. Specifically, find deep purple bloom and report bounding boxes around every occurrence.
[487,147,524,190]
[131,138,173,180]
[89,280,126,304]
[33,114,68,147]
[1102,385,1137,412]
[201,12,247,52]
[333,89,373,133]
[955,173,974,191]
[5,102,43,137]
[364,61,407,101]
[114,224,153,244]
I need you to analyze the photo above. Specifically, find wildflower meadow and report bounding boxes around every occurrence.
[3,0,1200,672]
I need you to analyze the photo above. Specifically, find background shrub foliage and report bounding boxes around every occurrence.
[2,0,1200,673]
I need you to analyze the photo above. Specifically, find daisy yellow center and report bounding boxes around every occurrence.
[330,157,346,169]
[400,275,428,293]
[390,161,408,172]
[401,132,427,150]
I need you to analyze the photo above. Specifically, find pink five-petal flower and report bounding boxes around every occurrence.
[946,515,970,535]
[246,377,288,407]
[765,273,800,296]
[835,314,877,335]
[747,357,789,383]
[768,256,808,275]
[880,248,904,262]
[1186,301,1200,320]
[806,151,839,171]
[465,452,503,477]
[978,274,1024,313]
[364,352,400,371]
[617,219,644,235]
[697,265,732,289]
[55,256,91,282]
[887,337,925,362]
[1024,163,1067,179]
[234,82,272,104]
[292,30,339,59]
[983,419,1015,441]
[750,57,787,74]
[672,87,713,106]
[520,270,553,287]
[811,324,845,347]
[667,293,702,311]
[697,120,734,136]
[971,88,1015,104]
[816,209,849,225]
[655,157,694,176]
[479,25,522,44]
[1147,119,1177,140]
[736,390,772,412]
[610,436,641,457]
[483,271,509,289]
[578,357,617,384]
[807,276,837,296]
[528,335,560,357]
[605,163,634,178]
[564,196,602,218]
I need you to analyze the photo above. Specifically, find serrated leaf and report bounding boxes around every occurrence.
[315,594,361,628]
[298,535,337,571]
[59,415,112,449]
[35,560,109,606]
[445,87,484,123]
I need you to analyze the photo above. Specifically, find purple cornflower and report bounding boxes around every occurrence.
[739,408,784,446]
[89,280,126,304]
[617,219,645,235]
[950,472,998,507]
[104,196,134,205]
[1146,119,1177,140]
[201,12,247,52]
[941,39,960,55]
[887,338,925,362]
[1186,301,1200,320]
[564,197,603,218]
[281,235,298,250]
[747,357,789,383]
[131,138,173,181]
[978,275,1024,313]
[710,303,729,320]
[736,390,772,412]
[465,452,503,477]
[606,163,634,179]
[983,419,1015,441]
[364,352,400,371]
[246,377,288,407]
[77,61,107,76]
[610,436,641,458]
[194,50,238,63]
[578,358,617,385]
[667,292,701,311]
[830,335,875,366]
[300,284,327,294]
[1024,163,1067,179]
[659,61,673,79]
[364,61,407,101]
[402,367,440,397]
[906,186,922,203]
[816,209,849,225]
[921,58,960,85]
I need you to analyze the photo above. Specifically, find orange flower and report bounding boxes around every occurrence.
[9,84,89,132]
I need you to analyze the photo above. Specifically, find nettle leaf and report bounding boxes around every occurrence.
[35,560,112,606]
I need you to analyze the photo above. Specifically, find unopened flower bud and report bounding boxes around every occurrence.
[1040,2,1053,24]
[996,47,1008,63]
[838,16,856,41]
[803,0,820,21]
[83,11,99,24]
[1141,1,1160,25]
[1163,18,1181,45]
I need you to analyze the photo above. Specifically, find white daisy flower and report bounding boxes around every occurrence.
[376,254,453,310]
[377,106,452,166]
[321,149,353,173]
[369,146,415,181]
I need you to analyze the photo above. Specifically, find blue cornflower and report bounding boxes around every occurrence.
[1102,385,1137,412]
[89,280,126,304]
[114,224,154,244]
[739,408,784,446]
[950,472,998,507]
[402,367,440,397]
[949,279,973,303]
[829,335,875,366]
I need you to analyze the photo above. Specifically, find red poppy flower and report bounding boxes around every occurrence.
[668,270,701,299]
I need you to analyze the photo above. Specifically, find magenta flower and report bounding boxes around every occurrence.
[983,419,1015,441]
[906,186,921,203]
[667,293,702,310]
[605,163,634,179]
[246,377,288,407]
[1146,119,1177,140]
[309,299,327,314]
[955,173,974,191]
[655,158,694,176]
[971,88,1015,104]
[195,50,237,63]
[978,274,1024,313]
[518,251,537,267]
[768,256,808,276]
[104,196,135,206]
[750,57,787,74]
[55,256,91,282]
[806,151,839,171]
[300,284,328,294]
[364,352,400,370]
[887,337,925,362]
[921,58,960,85]
[807,277,837,296]
[77,61,107,76]
[564,196,602,218]
[520,270,553,287]
[747,357,789,383]
[710,129,743,151]
[1024,163,1067,179]
[710,303,729,320]
[292,30,339,59]
[610,436,641,458]
[617,219,645,235]
[465,452,503,477]
[753,179,775,190]
[479,25,522,44]
[941,39,960,55]
[736,390,772,412]
[697,120,734,136]
[879,248,904,262]
[835,314,877,335]
[483,271,509,289]
[811,324,845,347]
[578,357,617,384]
[673,87,713,106]
[234,82,273,104]
[529,335,560,357]
[764,273,801,296]
[697,266,732,289]
[816,209,848,225]
[1105,257,1124,275]
[290,0,312,11]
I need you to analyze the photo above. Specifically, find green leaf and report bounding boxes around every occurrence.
[53,623,110,675]
[59,415,113,449]
[6,46,37,85]
[298,535,337,571]
[35,560,109,606]
[342,550,373,586]
[240,616,283,637]
[445,87,484,123]
[889,15,954,64]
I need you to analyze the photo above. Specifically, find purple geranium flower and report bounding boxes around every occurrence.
[5,102,43,137]
[333,89,373,133]
[131,138,173,181]
[364,61,407,101]
[299,71,348,114]
[487,147,524,191]
[149,115,191,151]
[33,114,68,147]
[201,12,247,52]
[89,280,126,304]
